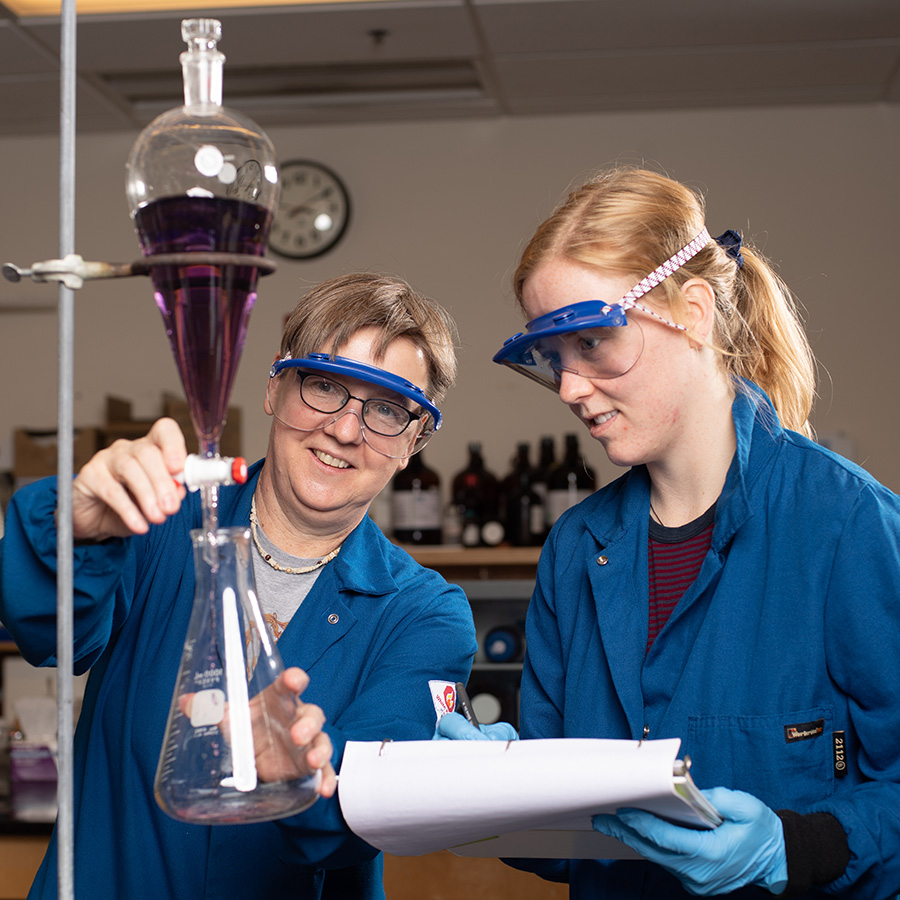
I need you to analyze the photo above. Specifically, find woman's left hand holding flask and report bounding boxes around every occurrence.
[179,666,337,797]
[253,666,337,797]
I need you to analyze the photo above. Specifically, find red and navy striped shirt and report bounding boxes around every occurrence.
[647,503,716,652]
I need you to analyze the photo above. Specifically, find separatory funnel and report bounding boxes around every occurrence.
[126,18,322,824]
[126,17,278,462]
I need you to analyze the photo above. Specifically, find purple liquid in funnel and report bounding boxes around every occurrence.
[135,195,272,455]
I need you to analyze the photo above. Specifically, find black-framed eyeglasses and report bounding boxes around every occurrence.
[293,371,424,437]
[267,367,437,459]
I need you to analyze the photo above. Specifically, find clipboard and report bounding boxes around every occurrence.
[338,737,721,859]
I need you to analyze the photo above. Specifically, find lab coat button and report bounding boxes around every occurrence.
[596,555,609,566]
[328,613,340,624]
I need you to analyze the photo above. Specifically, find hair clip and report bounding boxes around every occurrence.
[714,229,744,269]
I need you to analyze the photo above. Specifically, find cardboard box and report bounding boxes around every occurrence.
[2,655,88,725]
[13,427,100,480]
[12,392,243,483]
[162,393,242,459]
[103,394,242,458]
[100,396,156,445]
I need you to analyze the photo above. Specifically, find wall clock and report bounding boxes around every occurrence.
[269,159,351,259]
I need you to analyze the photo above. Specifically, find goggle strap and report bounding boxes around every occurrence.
[619,228,711,308]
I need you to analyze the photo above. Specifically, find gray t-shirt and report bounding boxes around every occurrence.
[250,522,327,640]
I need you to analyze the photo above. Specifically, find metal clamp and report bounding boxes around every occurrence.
[3,251,277,291]
[3,254,139,290]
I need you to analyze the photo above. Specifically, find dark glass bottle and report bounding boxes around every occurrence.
[391,451,442,545]
[529,436,556,537]
[546,433,596,526]
[502,443,545,547]
[499,443,529,524]
[451,442,502,547]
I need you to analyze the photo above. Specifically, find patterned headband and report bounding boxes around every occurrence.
[619,228,711,307]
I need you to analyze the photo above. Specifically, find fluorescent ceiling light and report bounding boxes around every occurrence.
[5,0,384,15]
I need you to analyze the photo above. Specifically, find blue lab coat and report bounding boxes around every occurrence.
[0,461,476,899]
[519,382,900,899]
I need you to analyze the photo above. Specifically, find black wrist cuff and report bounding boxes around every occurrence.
[776,810,850,897]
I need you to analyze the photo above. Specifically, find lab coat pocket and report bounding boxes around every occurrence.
[687,707,834,810]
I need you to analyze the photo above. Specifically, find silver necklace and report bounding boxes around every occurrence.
[649,501,665,527]
[249,494,341,575]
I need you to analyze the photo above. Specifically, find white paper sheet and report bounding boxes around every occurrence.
[449,819,643,860]
[338,737,717,858]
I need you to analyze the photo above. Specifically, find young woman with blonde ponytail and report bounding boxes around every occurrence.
[440,168,900,899]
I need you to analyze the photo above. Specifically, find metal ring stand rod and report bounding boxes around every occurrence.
[57,1,76,898]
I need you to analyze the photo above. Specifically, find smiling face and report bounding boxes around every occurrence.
[522,257,714,470]
[261,327,429,541]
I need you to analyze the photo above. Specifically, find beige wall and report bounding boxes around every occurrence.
[2,102,899,496]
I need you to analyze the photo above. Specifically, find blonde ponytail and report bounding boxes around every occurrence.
[723,248,816,436]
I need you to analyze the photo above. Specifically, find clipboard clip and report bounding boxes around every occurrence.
[673,754,692,777]
[379,734,513,755]
[638,725,650,746]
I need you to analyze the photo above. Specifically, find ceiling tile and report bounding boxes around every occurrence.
[0,19,58,75]
[475,0,900,54]
[493,42,900,103]
[0,74,132,135]
[0,0,895,136]
[22,2,477,71]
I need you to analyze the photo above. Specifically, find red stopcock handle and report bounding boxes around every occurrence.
[175,454,248,492]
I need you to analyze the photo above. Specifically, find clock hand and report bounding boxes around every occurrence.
[302,187,331,205]
[284,187,334,217]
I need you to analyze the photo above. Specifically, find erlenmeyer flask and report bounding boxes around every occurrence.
[125,18,278,458]
[155,528,321,823]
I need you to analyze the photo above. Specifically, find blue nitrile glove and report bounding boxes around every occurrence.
[432,712,519,742]
[592,787,788,896]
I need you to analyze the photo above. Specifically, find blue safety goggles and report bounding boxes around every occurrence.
[493,229,711,390]
[493,301,649,389]
[268,353,441,458]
